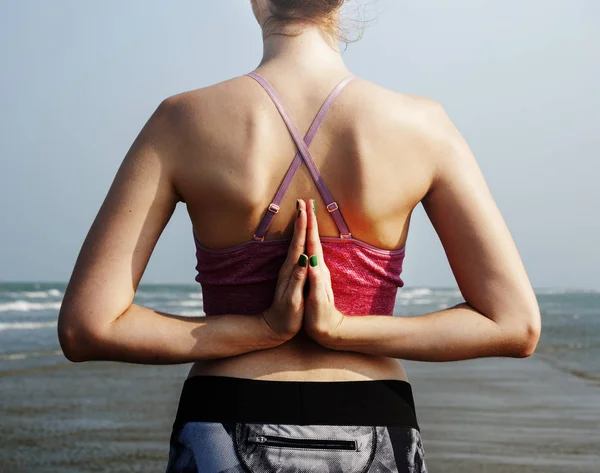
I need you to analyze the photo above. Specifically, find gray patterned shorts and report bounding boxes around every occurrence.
[166,376,428,473]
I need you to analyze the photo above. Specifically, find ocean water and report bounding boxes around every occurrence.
[0,282,598,382]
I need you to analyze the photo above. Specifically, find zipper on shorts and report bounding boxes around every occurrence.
[247,434,357,451]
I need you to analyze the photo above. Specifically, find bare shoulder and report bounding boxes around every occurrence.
[151,75,258,163]
[161,75,256,122]
[346,77,462,189]
[350,77,444,120]
[347,77,457,151]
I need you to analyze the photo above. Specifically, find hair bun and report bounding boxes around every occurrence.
[267,0,345,39]
[270,0,344,16]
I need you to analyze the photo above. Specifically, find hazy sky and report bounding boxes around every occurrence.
[0,0,598,289]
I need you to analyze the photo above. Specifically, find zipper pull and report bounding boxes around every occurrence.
[248,436,268,444]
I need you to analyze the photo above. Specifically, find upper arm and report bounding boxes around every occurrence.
[420,101,540,331]
[58,97,182,338]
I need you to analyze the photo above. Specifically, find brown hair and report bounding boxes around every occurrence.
[265,0,346,42]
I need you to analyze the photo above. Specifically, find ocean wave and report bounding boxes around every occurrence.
[180,310,206,317]
[21,290,62,299]
[398,288,433,299]
[431,289,462,298]
[535,288,600,295]
[397,298,436,306]
[412,298,434,305]
[0,301,62,312]
[0,288,63,300]
[0,349,63,360]
[134,292,185,302]
[21,291,52,298]
[0,321,57,332]
[166,300,203,307]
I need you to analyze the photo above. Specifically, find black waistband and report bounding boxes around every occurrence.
[172,375,420,433]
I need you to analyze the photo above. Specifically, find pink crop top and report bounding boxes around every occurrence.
[194,71,406,317]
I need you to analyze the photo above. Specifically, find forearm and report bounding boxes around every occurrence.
[60,303,285,364]
[321,303,537,361]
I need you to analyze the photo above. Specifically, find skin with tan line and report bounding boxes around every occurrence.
[57,0,541,382]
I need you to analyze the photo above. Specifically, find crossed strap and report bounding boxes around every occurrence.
[247,71,354,240]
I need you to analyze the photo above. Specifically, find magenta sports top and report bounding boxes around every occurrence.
[194,72,406,317]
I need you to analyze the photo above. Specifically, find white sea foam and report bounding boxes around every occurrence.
[0,301,62,312]
[135,291,182,301]
[0,349,63,360]
[431,289,462,298]
[188,292,203,299]
[180,310,206,317]
[398,288,433,299]
[397,298,435,306]
[412,298,434,305]
[0,321,57,332]
[22,291,51,298]
[167,300,203,307]
[0,288,63,300]
[535,288,600,295]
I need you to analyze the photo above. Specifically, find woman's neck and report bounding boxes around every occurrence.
[257,25,349,76]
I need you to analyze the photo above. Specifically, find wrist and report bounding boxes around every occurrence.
[312,311,348,350]
[257,311,295,346]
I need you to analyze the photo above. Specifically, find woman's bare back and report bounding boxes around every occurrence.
[170,71,436,381]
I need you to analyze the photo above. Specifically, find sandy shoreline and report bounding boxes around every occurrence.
[406,355,600,472]
[1,354,599,472]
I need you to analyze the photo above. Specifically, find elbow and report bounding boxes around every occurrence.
[58,326,91,362]
[57,315,106,363]
[509,312,542,358]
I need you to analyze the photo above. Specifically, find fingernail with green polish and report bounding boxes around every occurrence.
[298,254,308,267]
[309,255,318,267]
[312,199,316,215]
